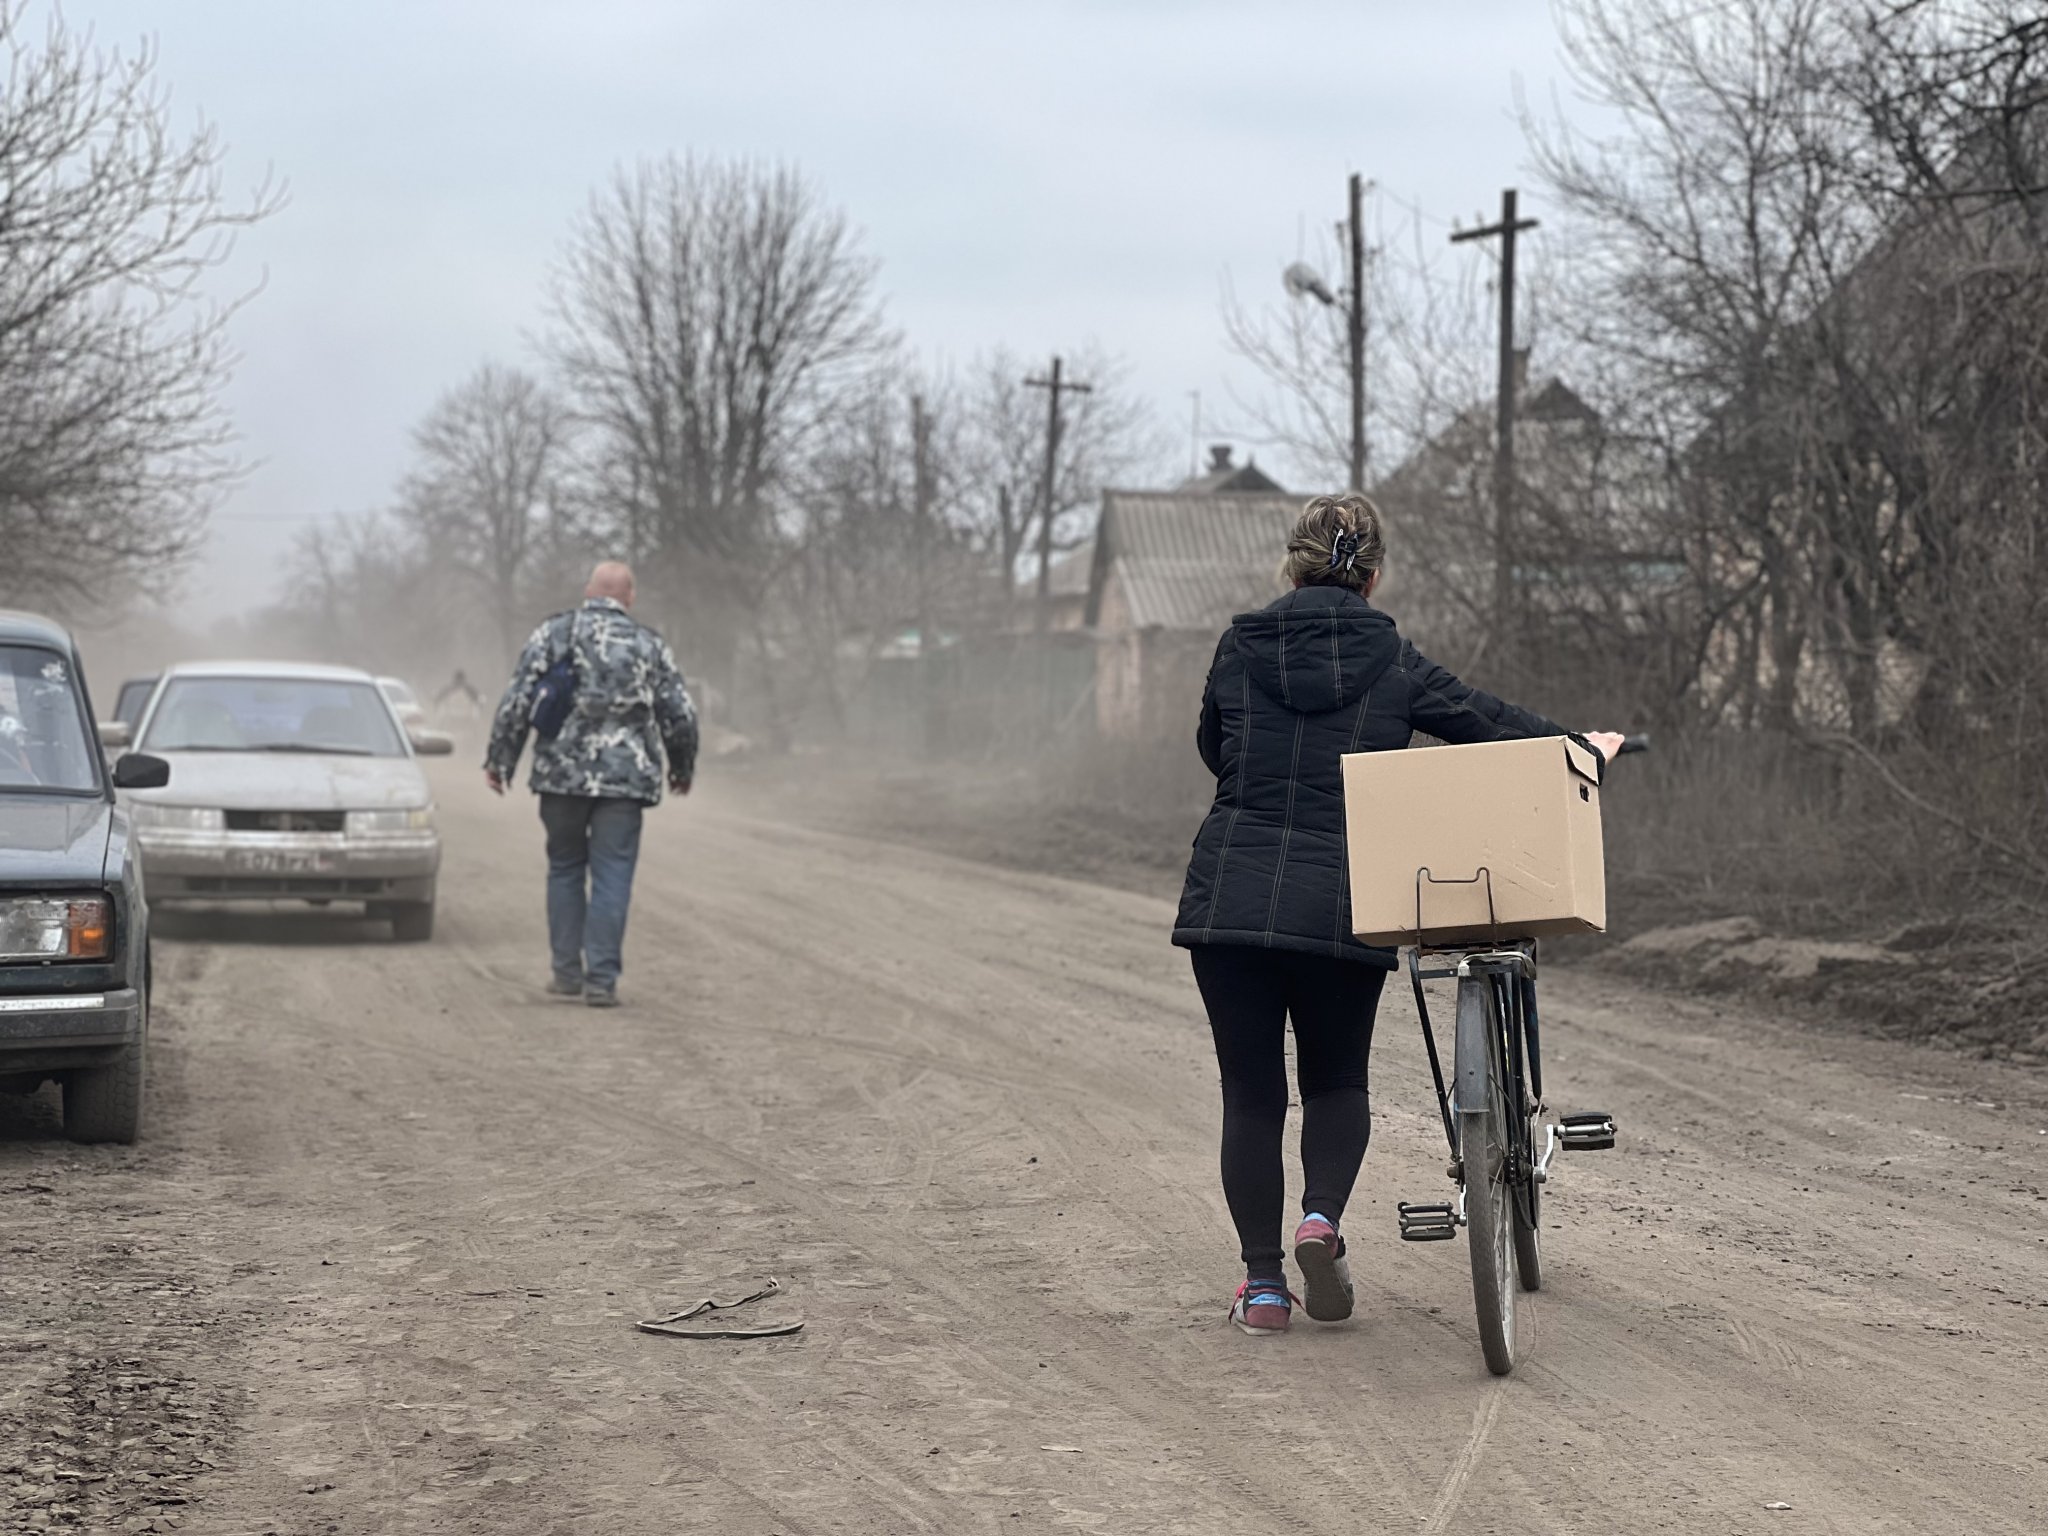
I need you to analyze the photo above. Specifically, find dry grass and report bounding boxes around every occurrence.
[743,723,2048,1058]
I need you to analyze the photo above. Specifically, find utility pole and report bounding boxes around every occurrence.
[911,391,939,751]
[1283,175,1371,489]
[911,391,932,653]
[997,483,1015,613]
[1026,355,1092,635]
[1451,187,1538,639]
[1345,171,1367,492]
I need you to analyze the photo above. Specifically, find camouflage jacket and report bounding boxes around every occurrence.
[485,598,699,804]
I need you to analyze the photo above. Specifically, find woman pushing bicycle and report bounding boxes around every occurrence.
[1172,493,1624,1336]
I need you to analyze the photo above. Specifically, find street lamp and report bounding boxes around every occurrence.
[1283,262,1337,308]
[1283,172,1369,491]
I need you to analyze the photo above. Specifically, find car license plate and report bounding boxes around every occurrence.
[226,847,336,874]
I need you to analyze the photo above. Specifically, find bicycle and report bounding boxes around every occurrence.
[1394,733,1647,1375]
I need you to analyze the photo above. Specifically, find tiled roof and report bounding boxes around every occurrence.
[1088,491,1300,631]
[1177,461,1286,495]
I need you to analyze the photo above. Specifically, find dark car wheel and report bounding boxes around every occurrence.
[64,989,147,1145]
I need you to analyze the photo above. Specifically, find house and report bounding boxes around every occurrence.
[1036,447,1281,634]
[1178,443,1285,495]
[1081,487,1300,739]
[1369,362,1678,659]
[1041,535,1097,632]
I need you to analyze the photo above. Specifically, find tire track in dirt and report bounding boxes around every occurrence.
[1420,1380,1507,1533]
[18,774,2045,1534]
[264,977,1352,1531]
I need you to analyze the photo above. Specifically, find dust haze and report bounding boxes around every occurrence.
[5,1,2048,1532]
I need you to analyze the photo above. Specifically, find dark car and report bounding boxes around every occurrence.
[0,612,170,1142]
[112,675,160,731]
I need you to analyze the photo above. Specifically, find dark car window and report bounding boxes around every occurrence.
[142,677,407,757]
[0,644,99,793]
[115,677,158,727]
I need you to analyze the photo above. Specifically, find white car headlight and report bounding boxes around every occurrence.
[0,895,111,961]
[346,806,435,835]
[129,804,225,831]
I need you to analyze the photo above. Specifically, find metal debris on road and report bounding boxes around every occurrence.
[636,1277,804,1339]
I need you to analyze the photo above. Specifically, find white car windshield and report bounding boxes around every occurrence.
[0,645,98,793]
[143,677,406,757]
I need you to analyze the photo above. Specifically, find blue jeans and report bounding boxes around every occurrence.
[538,794,645,991]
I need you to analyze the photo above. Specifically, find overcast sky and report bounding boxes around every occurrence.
[69,0,1583,621]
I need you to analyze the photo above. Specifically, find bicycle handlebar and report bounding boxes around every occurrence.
[1616,733,1652,756]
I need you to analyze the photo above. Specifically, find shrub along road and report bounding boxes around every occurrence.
[2,766,2044,1533]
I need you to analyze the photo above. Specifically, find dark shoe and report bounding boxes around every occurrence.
[1293,1214,1354,1322]
[546,975,584,1000]
[584,987,620,1009]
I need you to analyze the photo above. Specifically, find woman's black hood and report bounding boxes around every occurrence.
[1228,584,1400,715]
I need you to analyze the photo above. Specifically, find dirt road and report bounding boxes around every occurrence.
[5,767,2046,1534]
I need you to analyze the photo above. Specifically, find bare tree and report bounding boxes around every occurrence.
[253,513,446,676]
[0,2,278,610]
[767,370,939,736]
[949,345,1162,612]
[1220,200,1506,494]
[1527,0,1867,730]
[1526,0,2048,914]
[398,364,573,654]
[545,154,891,663]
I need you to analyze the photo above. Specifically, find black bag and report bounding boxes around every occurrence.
[531,615,582,741]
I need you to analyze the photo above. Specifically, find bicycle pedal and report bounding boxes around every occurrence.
[1398,1201,1458,1242]
[1558,1111,1617,1151]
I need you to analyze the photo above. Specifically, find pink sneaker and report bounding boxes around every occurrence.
[1229,1279,1295,1336]
[1293,1215,1354,1322]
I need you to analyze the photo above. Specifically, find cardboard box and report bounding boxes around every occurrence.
[1341,735,1606,948]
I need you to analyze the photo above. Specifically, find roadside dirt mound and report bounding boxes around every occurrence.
[1599,914,2048,1060]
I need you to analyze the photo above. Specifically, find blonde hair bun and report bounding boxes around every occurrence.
[1283,493,1386,594]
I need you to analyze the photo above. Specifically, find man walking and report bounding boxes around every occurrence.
[485,561,698,1007]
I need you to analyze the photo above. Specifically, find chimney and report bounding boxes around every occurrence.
[1510,348,1532,398]
[1208,444,1235,473]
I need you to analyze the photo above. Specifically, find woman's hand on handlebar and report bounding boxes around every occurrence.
[1583,731,1628,761]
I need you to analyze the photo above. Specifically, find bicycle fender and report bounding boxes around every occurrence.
[1453,976,1493,1114]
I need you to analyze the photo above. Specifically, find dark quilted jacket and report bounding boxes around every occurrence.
[1172,585,1568,969]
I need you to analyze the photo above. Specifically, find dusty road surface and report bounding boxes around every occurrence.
[4,765,2046,1535]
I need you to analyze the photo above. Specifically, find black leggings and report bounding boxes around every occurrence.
[1190,946,1386,1281]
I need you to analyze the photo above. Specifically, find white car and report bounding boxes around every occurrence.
[377,675,427,731]
[111,661,452,940]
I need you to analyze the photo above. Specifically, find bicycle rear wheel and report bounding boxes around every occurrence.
[1513,1166,1543,1292]
[1456,975,1516,1375]
[1512,974,1543,1292]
